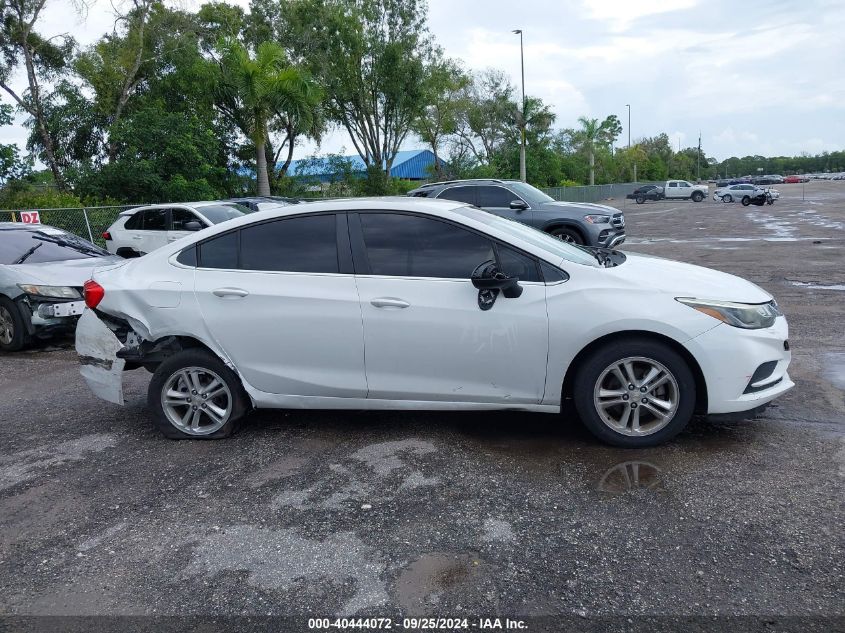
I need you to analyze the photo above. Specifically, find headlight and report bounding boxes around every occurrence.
[17,284,82,300]
[584,214,611,224]
[676,298,782,329]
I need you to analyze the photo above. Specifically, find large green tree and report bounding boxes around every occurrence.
[284,0,433,179]
[412,55,467,179]
[0,0,76,187]
[215,39,318,196]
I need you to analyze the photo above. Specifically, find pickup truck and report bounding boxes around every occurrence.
[661,180,709,202]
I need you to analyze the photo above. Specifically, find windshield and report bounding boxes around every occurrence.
[0,228,109,265]
[507,182,555,206]
[456,206,600,267]
[198,204,249,224]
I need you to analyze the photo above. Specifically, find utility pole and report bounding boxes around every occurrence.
[513,29,526,182]
[626,104,635,182]
[697,132,701,182]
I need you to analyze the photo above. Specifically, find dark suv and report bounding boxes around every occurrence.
[407,179,625,247]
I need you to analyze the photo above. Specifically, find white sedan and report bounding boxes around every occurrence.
[76,198,793,447]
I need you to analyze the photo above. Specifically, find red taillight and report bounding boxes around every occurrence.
[83,280,104,309]
[102,231,112,240]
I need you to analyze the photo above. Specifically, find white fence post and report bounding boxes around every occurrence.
[82,208,95,243]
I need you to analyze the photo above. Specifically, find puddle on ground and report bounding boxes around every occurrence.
[395,553,483,613]
[823,353,845,391]
[596,460,664,495]
[790,281,845,291]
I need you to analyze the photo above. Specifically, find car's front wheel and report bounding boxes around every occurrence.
[572,339,696,447]
[635,195,645,204]
[741,196,751,206]
[692,191,704,202]
[148,349,249,439]
[722,194,733,203]
[549,227,584,244]
[0,296,29,352]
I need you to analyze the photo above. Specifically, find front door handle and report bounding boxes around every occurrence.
[370,297,410,309]
[213,287,249,298]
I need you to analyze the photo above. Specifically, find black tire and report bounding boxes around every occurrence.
[741,196,751,206]
[571,338,696,447]
[0,295,30,352]
[148,349,249,439]
[722,194,732,203]
[691,191,704,202]
[766,198,774,205]
[635,195,645,204]
[549,227,584,245]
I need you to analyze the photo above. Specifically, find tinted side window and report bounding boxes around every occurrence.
[437,186,476,205]
[176,245,197,267]
[124,212,142,230]
[171,208,201,230]
[359,213,493,279]
[540,261,569,283]
[496,244,540,282]
[142,209,167,231]
[240,214,338,273]
[478,186,517,208]
[199,231,238,269]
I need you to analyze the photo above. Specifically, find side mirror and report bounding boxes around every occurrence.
[471,260,523,310]
[183,220,204,231]
[509,199,528,210]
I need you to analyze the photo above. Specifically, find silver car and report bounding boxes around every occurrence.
[714,184,765,204]
[0,223,120,351]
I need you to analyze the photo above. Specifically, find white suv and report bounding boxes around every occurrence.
[103,201,252,257]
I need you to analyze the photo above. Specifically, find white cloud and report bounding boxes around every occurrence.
[581,0,699,32]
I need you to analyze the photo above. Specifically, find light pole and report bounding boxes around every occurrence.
[626,103,636,182]
[513,29,526,182]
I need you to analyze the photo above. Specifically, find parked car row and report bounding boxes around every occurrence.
[1,182,794,448]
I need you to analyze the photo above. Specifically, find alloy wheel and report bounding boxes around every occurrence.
[161,366,232,436]
[593,356,680,436]
[0,306,14,346]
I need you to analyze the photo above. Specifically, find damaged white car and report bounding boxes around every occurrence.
[0,223,120,351]
[76,198,793,447]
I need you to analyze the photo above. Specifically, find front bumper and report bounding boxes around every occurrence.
[685,317,793,414]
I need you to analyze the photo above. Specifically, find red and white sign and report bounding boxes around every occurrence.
[19,211,41,224]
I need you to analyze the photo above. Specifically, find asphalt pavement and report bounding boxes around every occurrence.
[1,181,843,632]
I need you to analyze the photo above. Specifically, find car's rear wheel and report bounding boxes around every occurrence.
[572,339,696,447]
[691,191,704,202]
[148,349,249,439]
[635,195,645,204]
[722,194,732,203]
[549,227,583,245]
[0,296,29,352]
[741,196,751,206]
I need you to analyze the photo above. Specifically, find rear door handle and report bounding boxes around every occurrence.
[213,287,249,298]
[370,297,410,309]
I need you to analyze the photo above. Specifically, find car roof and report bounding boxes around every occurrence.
[119,201,246,216]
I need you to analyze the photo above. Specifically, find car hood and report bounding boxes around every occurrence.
[537,201,620,215]
[609,253,772,303]
[5,256,122,288]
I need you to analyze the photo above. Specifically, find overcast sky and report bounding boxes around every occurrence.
[5,0,845,163]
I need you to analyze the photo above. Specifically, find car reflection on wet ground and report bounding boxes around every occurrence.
[0,181,843,625]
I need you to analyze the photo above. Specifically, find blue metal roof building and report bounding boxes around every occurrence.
[287,149,442,182]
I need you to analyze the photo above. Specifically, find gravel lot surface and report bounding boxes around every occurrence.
[1,181,843,631]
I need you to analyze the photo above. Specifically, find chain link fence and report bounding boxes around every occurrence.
[542,182,662,203]
[0,206,137,247]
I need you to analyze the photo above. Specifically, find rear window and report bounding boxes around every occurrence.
[198,204,249,224]
[0,228,109,265]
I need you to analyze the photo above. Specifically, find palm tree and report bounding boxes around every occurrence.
[217,41,319,196]
[576,116,600,186]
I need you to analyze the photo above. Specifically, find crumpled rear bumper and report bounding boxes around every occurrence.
[75,309,126,405]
